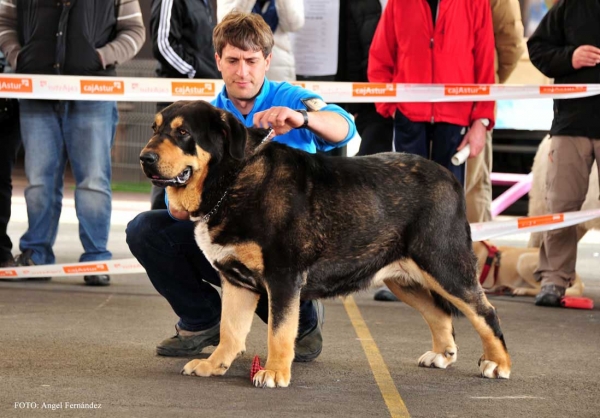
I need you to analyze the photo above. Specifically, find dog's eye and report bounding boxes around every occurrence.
[178,128,188,136]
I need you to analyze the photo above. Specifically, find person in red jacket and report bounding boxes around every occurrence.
[368,0,496,185]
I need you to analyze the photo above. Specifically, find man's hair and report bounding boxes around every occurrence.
[213,11,275,58]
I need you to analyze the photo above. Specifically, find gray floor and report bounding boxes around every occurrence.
[1,186,599,418]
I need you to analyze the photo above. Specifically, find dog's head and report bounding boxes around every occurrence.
[139,100,252,189]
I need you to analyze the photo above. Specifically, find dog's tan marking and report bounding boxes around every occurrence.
[170,116,184,130]
[234,242,265,274]
[167,145,211,213]
[384,280,457,368]
[253,291,299,388]
[372,258,428,288]
[154,112,163,128]
[182,278,259,378]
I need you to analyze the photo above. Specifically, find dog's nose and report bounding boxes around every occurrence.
[140,152,159,166]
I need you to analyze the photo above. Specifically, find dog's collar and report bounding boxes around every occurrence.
[201,129,272,223]
[478,241,501,288]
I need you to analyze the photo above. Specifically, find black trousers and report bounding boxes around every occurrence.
[0,101,22,262]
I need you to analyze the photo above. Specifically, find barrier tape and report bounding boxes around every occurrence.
[1,74,599,103]
[0,209,598,280]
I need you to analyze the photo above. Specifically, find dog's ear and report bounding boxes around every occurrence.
[222,111,247,160]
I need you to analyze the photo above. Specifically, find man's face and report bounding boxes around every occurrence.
[216,44,271,103]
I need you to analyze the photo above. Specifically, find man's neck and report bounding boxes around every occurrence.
[231,98,255,115]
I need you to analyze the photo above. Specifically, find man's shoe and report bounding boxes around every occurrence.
[294,300,324,363]
[84,275,110,286]
[0,258,16,268]
[374,286,400,302]
[156,322,220,357]
[535,284,566,307]
[13,249,51,281]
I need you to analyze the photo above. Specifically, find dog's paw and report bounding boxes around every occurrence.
[252,369,290,388]
[181,359,228,377]
[478,359,511,379]
[511,287,530,296]
[418,348,457,369]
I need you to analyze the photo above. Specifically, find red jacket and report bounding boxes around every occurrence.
[368,0,496,128]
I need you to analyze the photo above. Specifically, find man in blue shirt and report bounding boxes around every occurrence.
[126,11,357,361]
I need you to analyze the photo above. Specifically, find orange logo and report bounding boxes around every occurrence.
[63,263,109,274]
[540,86,587,94]
[172,82,215,96]
[291,82,306,88]
[80,80,125,95]
[352,83,396,97]
[517,214,564,229]
[0,269,17,277]
[445,85,490,96]
[0,77,33,93]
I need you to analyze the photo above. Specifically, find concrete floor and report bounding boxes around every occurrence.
[1,186,599,418]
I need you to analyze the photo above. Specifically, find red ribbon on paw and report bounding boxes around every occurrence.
[250,355,264,381]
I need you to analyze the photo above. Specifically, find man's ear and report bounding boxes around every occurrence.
[222,111,247,160]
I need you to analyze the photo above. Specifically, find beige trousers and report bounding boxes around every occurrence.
[533,135,600,287]
[465,130,493,223]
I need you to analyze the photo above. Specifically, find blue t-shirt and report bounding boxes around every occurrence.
[211,78,356,153]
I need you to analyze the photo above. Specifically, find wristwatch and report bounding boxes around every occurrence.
[477,118,490,128]
[294,109,309,129]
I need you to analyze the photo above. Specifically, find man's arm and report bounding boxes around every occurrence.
[152,0,219,79]
[253,106,353,145]
[0,0,20,70]
[526,0,575,79]
[275,0,304,33]
[491,0,525,84]
[97,0,146,68]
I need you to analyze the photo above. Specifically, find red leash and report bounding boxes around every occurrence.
[478,241,501,288]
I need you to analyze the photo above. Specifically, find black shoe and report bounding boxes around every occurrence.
[156,323,221,357]
[294,300,324,363]
[0,258,16,268]
[535,284,566,307]
[374,287,400,302]
[84,275,111,286]
[11,249,51,281]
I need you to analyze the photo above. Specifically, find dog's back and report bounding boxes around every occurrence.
[229,144,475,300]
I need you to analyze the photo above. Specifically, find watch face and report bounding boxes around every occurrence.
[301,97,327,111]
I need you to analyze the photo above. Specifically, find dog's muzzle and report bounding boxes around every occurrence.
[140,152,192,188]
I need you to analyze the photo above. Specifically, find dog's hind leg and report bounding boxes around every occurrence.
[182,278,259,378]
[252,283,301,389]
[423,275,511,379]
[385,279,458,369]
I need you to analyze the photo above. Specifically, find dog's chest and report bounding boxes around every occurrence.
[194,222,235,268]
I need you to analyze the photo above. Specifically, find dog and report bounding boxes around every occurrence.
[528,135,600,247]
[139,100,511,388]
[473,241,584,297]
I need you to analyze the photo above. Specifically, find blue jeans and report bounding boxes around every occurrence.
[393,110,466,185]
[126,210,318,333]
[18,100,118,265]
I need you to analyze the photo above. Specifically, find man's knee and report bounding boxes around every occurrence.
[126,211,159,253]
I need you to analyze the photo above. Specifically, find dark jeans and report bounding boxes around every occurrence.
[126,210,317,333]
[393,110,466,186]
[0,103,21,263]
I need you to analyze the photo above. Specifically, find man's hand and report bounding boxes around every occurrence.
[253,106,305,136]
[457,120,487,158]
[168,203,190,221]
[572,45,600,70]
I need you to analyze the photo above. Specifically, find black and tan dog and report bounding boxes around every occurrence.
[140,100,511,388]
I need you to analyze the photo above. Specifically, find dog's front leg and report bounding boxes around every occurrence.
[252,286,300,388]
[182,278,259,378]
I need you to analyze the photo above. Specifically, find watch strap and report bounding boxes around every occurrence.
[295,109,309,129]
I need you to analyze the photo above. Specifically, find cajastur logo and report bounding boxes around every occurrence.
[291,82,306,88]
[0,77,33,93]
[540,86,587,94]
[80,80,125,94]
[352,83,396,97]
[172,82,215,96]
[63,264,109,274]
[444,85,490,96]
[0,269,17,277]
[518,214,564,229]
